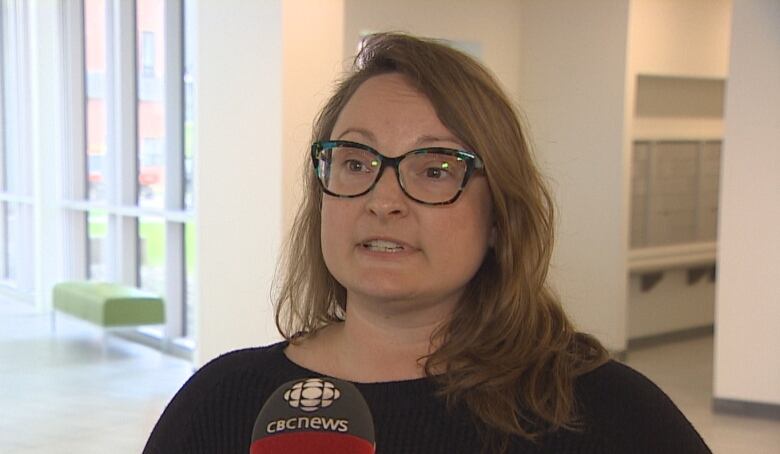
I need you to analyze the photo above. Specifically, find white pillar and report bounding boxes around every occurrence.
[516,0,631,352]
[714,0,780,410]
[195,0,284,366]
[30,0,65,312]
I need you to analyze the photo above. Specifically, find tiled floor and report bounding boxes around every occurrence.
[627,336,780,453]
[0,300,192,454]
[1,299,779,453]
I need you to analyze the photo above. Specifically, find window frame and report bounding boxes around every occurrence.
[0,2,6,281]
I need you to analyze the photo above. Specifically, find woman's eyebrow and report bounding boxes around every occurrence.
[336,127,376,142]
[335,129,462,148]
[414,134,463,147]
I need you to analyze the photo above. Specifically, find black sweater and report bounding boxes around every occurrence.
[143,341,710,453]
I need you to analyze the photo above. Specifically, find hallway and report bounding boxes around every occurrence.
[1,298,778,453]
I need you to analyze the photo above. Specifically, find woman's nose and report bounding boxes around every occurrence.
[365,168,409,218]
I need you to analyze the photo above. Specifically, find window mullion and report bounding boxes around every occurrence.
[0,0,6,193]
[15,0,34,295]
[61,0,88,280]
[164,0,184,338]
[106,0,138,285]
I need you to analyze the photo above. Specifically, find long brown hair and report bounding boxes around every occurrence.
[274,33,608,450]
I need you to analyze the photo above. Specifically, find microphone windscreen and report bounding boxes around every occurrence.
[250,377,375,454]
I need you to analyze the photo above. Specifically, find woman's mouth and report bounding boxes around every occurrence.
[361,239,406,252]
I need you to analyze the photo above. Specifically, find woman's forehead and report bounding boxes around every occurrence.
[331,74,461,149]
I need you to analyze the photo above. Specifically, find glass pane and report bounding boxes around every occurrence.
[184,221,196,339]
[87,210,108,280]
[5,202,19,284]
[1,8,9,193]
[3,202,32,290]
[183,0,195,210]
[138,216,165,296]
[84,0,108,201]
[0,202,8,280]
[137,0,166,209]
[2,3,28,197]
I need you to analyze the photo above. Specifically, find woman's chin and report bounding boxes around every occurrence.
[344,282,462,315]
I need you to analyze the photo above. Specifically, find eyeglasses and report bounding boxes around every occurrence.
[311,140,485,205]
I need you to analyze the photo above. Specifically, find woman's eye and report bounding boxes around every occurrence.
[425,167,443,178]
[424,164,451,179]
[346,159,368,172]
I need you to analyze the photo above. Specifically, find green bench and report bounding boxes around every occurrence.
[52,281,165,329]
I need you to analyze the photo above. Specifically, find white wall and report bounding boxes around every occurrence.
[628,270,715,339]
[629,0,732,79]
[517,1,631,352]
[343,0,524,99]
[195,0,283,366]
[714,0,780,406]
[625,0,732,176]
[190,0,751,364]
[343,0,631,352]
[282,0,344,230]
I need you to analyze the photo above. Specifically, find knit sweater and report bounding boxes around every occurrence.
[143,341,711,453]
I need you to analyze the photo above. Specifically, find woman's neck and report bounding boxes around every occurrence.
[286,295,453,383]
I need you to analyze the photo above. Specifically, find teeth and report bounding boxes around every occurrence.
[363,240,404,252]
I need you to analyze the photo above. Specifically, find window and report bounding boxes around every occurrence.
[0,5,6,281]
[1,0,35,298]
[87,210,107,280]
[183,0,195,211]
[85,0,108,202]
[182,0,196,342]
[137,1,165,209]
[184,220,196,339]
[0,0,196,350]
[138,215,165,296]
[142,31,155,76]
[57,0,196,351]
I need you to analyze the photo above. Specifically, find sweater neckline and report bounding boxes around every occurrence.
[274,340,436,393]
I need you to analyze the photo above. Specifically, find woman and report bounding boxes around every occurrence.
[144,33,710,453]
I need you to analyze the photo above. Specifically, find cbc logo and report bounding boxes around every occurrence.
[283,378,341,412]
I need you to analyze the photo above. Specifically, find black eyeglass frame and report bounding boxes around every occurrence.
[311,140,485,206]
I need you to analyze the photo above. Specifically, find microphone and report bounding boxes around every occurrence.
[250,377,376,453]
